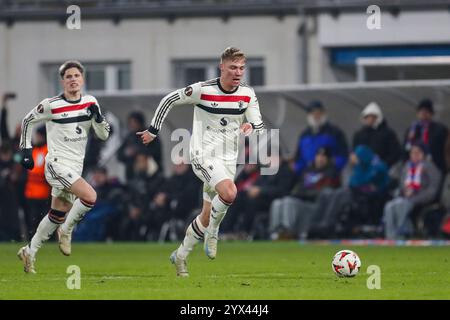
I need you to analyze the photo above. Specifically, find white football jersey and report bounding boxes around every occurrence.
[20,94,111,170]
[148,78,264,164]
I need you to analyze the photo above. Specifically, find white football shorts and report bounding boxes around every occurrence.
[191,157,236,202]
[45,157,81,204]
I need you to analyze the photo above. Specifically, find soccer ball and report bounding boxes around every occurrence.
[332,250,361,277]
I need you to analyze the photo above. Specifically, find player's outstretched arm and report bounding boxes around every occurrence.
[144,83,201,140]
[19,99,51,170]
[89,102,111,141]
[137,83,201,145]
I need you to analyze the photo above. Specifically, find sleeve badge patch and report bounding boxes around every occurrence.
[184,86,193,96]
[36,104,44,113]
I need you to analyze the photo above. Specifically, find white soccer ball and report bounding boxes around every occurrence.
[332,250,361,277]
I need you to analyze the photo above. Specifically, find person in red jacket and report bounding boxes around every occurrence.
[23,126,50,240]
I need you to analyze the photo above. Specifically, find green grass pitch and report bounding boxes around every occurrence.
[1,242,449,299]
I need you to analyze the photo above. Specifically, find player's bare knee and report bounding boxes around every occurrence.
[81,190,97,208]
[220,184,237,204]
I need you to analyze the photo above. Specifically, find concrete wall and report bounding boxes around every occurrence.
[0,16,300,129]
[319,9,450,46]
[2,8,450,131]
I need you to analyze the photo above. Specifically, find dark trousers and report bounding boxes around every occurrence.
[23,198,50,241]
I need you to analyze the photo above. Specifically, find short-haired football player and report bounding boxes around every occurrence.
[17,61,111,273]
[138,47,265,276]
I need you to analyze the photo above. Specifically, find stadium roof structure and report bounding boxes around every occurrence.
[2,0,450,24]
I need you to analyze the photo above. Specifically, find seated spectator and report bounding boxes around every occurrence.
[220,163,260,235]
[308,145,390,238]
[119,152,166,241]
[148,159,201,241]
[404,98,448,175]
[353,102,401,168]
[269,147,340,240]
[0,143,21,241]
[383,143,441,240]
[293,100,348,176]
[117,111,162,181]
[73,167,125,241]
[225,154,294,239]
[446,130,450,173]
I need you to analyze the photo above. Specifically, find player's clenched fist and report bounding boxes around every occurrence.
[20,148,34,170]
[240,122,253,136]
[136,130,155,145]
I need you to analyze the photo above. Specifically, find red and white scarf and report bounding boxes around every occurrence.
[405,162,423,191]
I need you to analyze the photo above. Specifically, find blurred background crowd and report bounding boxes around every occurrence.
[1,95,450,242]
[1,0,450,242]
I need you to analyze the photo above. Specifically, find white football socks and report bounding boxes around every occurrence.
[209,195,231,231]
[60,198,93,234]
[177,216,206,260]
[29,215,59,257]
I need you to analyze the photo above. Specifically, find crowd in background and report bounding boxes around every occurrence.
[1,95,450,242]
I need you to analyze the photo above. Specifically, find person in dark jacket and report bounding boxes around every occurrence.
[73,166,126,241]
[403,98,449,175]
[223,155,294,237]
[117,111,162,181]
[269,147,340,240]
[148,159,202,241]
[294,100,349,176]
[353,102,401,168]
[119,152,166,240]
[308,145,390,238]
[0,143,21,241]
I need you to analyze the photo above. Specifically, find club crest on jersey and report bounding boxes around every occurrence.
[184,86,193,96]
[220,117,229,126]
[238,100,244,110]
[36,104,44,113]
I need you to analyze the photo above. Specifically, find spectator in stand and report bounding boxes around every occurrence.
[308,145,390,238]
[404,98,448,175]
[1,102,21,152]
[119,152,166,240]
[0,143,21,241]
[22,126,51,240]
[227,153,294,239]
[446,130,450,173]
[148,159,201,241]
[117,111,162,181]
[220,163,260,235]
[269,147,340,240]
[383,143,441,240]
[353,102,402,168]
[73,166,125,241]
[293,100,348,176]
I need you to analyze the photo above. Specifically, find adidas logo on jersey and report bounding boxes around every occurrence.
[211,102,218,108]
